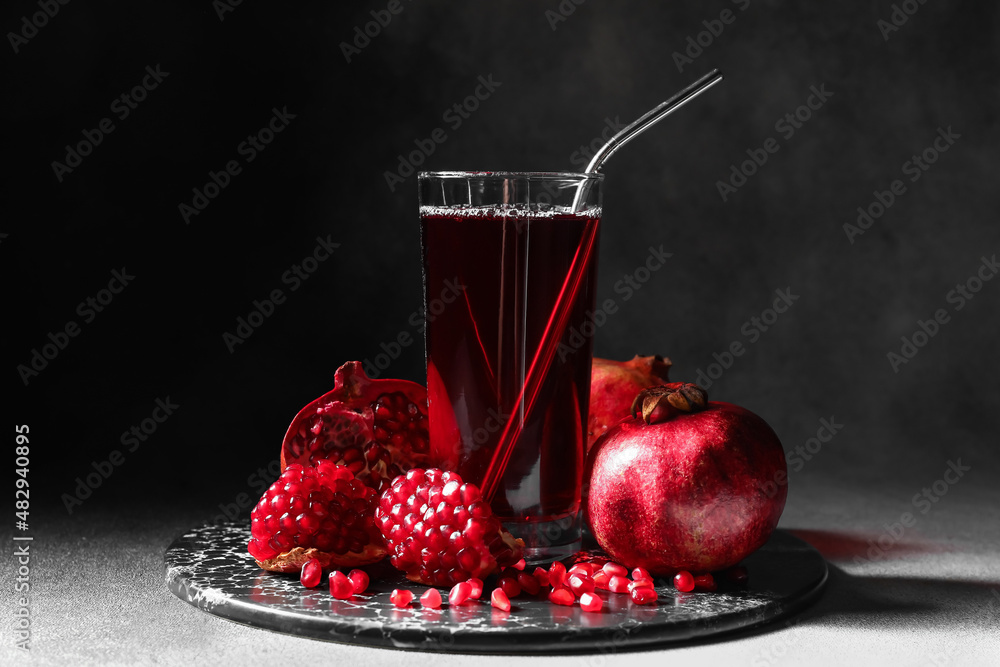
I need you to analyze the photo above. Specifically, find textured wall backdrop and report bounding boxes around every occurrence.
[6,0,998,515]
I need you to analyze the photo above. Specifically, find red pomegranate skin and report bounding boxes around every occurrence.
[587,355,671,453]
[586,401,786,576]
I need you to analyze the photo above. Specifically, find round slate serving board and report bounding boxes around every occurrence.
[164,522,826,654]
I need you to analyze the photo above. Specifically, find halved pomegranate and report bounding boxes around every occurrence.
[281,361,444,492]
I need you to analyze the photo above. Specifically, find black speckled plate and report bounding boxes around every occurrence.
[164,522,826,653]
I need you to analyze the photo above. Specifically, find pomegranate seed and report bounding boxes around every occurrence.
[548,562,567,587]
[533,567,550,588]
[498,575,521,598]
[329,571,353,599]
[694,573,717,592]
[449,581,472,606]
[491,588,511,612]
[517,571,541,596]
[300,558,322,588]
[420,588,442,608]
[467,577,484,599]
[347,569,369,594]
[569,563,595,577]
[608,575,630,594]
[593,571,611,590]
[247,462,383,566]
[390,589,414,608]
[548,588,574,606]
[723,565,749,585]
[579,592,603,612]
[373,468,524,586]
[673,571,695,592]
[569,573,596,597]
[631,567,651,581]
[630,586,658,605]
[602,562,629,578]
[628,578,654,593]
[511,558,526,571]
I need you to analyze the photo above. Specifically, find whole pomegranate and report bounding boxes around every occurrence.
[281,361,452,492]
[586,383,786,576]
[587,355,672,453]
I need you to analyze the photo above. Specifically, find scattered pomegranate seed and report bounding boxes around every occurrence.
[498,574,522,598]
[329,571,353,599]
[548,562,567,587]
[593,570,611,590]
[628,578,654,593]
[491,588,511,612]
[517,571,541,596]
[673,571,695,592]
[300,558,322,588]
[602,562,629,578]
[420,588,442,608]
[390,589,414,608]
[347,569,369,594]
[723,565,749,585]
[467,577,484,599]
[548,588,574,606]
[511,558,526,571]
[533,567,550,588]
[449,581,472,606]
[569,573,596,597]
[631,567,651,581]
[694,573,717,592]
[608,575,630,593]
[579,592,603,613]
[630,586,658,605]
[569,563,596,577]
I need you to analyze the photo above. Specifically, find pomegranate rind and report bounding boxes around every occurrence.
[280,361,434,489]
[253,545,386,574]
[587,355,672,452]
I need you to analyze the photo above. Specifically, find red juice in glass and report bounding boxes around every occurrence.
[418,172,602,560]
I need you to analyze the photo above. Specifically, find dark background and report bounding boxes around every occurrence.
[6,0,998,520]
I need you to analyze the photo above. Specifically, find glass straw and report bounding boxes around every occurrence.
[479,70,725,503]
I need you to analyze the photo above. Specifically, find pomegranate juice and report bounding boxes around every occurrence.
[421,205,600,535]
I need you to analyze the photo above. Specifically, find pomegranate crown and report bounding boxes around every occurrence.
[630,382,708,424]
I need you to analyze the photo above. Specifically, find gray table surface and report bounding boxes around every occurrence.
[2,469,998,667]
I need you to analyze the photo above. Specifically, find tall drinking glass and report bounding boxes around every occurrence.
[419,172,602,561]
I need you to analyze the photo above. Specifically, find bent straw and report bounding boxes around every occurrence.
[480,70,724,503]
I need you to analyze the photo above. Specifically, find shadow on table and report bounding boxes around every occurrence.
[784,528,999,632]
